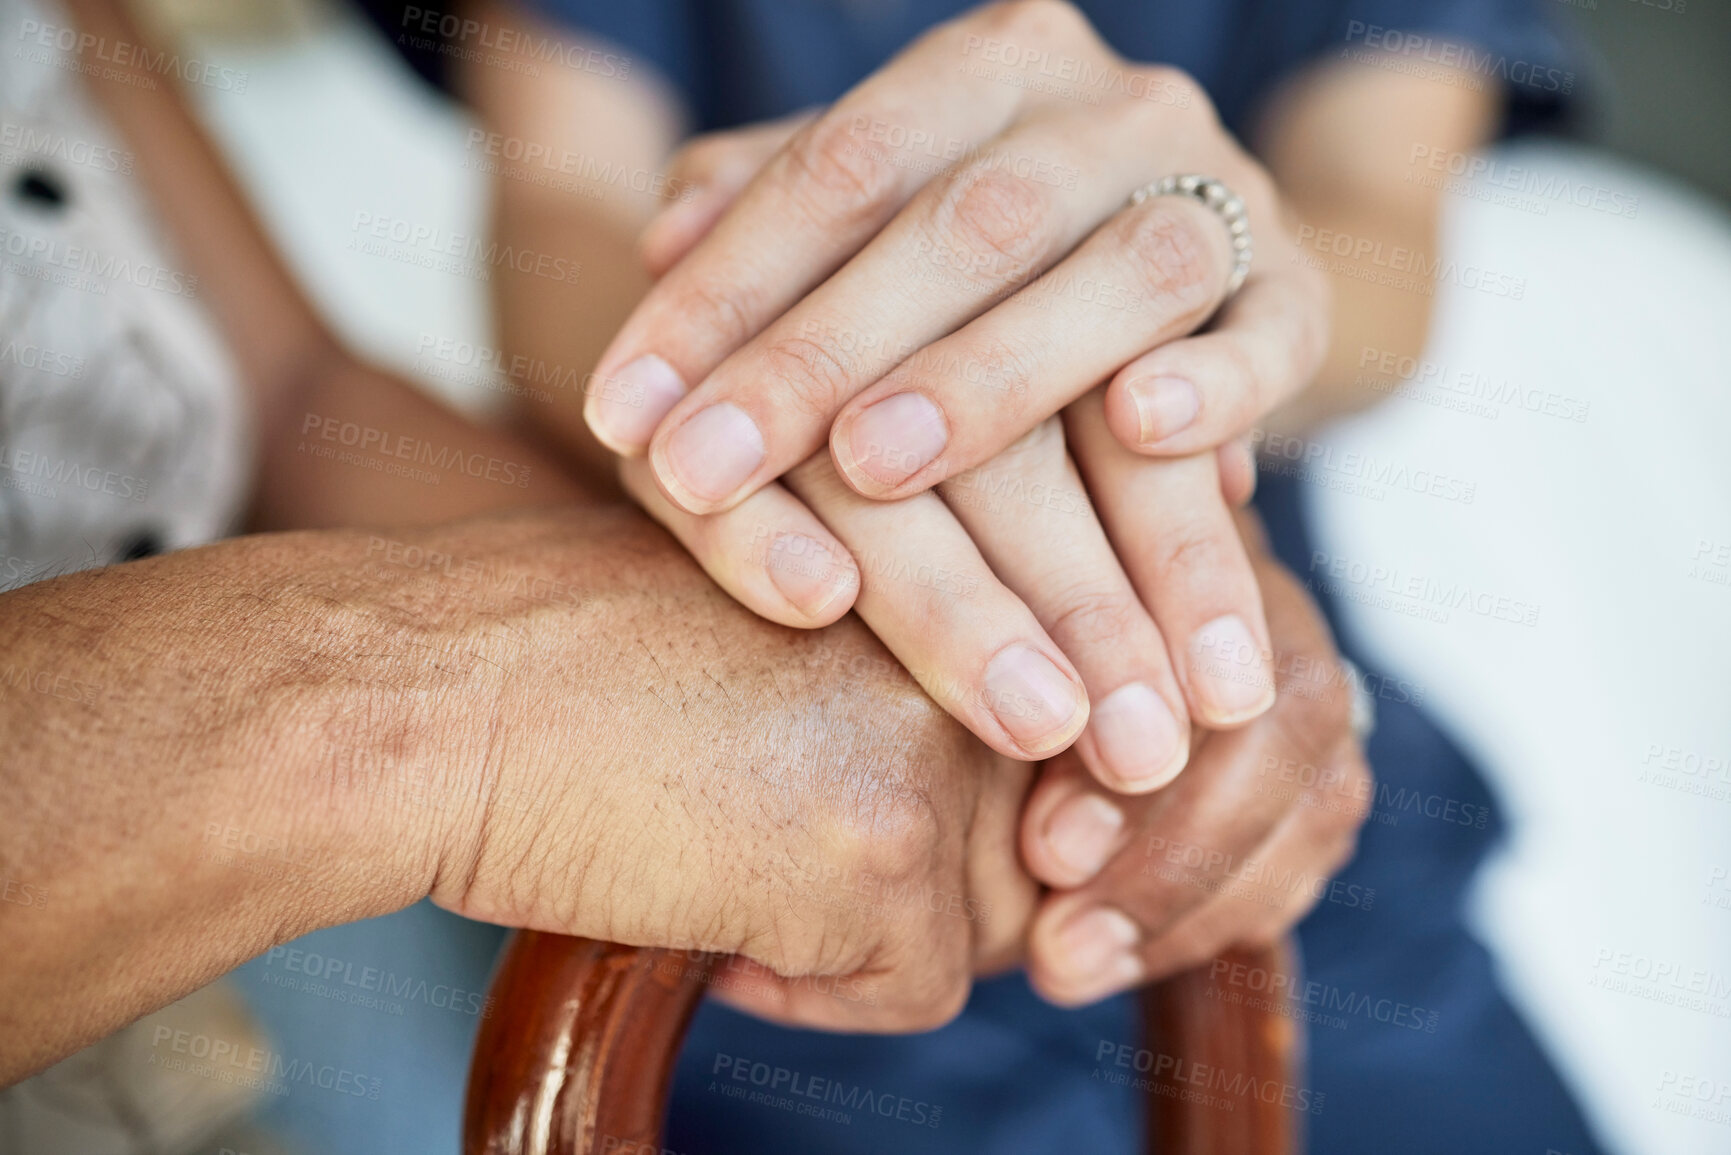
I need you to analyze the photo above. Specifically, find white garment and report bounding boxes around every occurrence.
[1307,139,1731,1155]
[0,0,249,589]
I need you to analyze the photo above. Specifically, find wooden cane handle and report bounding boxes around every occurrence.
[465,933,1301,1155]
[464,933,712,1155]
[1143,940,1304,1155]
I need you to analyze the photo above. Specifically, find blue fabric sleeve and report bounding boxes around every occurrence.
[1231,0,1586,135]
[514,0,1582,136]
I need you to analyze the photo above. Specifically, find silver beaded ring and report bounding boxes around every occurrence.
[1128,173,1253,298]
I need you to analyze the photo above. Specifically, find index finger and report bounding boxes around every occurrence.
[582,5,1096,458]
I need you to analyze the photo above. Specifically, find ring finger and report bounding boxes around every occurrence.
[937,417,1190,794]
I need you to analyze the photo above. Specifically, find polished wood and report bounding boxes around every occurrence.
[1143,940,1303,1155]
[465,934,712,1155]
[466,934,1302,1155]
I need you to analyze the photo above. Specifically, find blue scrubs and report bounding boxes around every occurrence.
[253,2,1606,1151]
[658,475,1606,1155]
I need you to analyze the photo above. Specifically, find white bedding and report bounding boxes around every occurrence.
[185,17,1731,1152]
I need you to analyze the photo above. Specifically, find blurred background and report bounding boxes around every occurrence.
[4,1,1728,1153]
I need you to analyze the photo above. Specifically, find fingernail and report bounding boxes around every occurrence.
[1053,906,1143,995]
[764,532,857,618]
[1130,376,1200,444]
[1044,793,1124,880]
[1090,682,1186,790]
[1187,614,1276,723]
[845,393,948,488]
[587,355,687,452]
[983,644,1086,755]
[660,402,765,507]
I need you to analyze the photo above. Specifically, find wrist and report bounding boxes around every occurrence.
[247,528,520,922]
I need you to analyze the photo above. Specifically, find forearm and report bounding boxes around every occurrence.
[484,192,651,496]
[457,0,684,488]
[0,530,476,1082]
[1257,57,1499,431]
[251,353,592,531]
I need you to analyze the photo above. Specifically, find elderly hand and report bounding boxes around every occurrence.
[584,0,1329,790]
[421,504,1039,1032]
[1017,513,1372,1004]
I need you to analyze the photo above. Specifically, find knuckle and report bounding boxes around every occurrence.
[895,971,973,1032]
[993,413,1067,465]
[1216,335,1261,400]
[1119,203,1221,320]
[814,774,944,894]
[941,166,1059,271]
[758,333,858,419]
[1153,519,1234,586]
[1270,673,1354,764]
[1046,584,1146,652]
[1146,63,1211,116]
[782,114,901,232]
[677,274,762,353]
[986,0,1093,45]
[916,331,1040,402]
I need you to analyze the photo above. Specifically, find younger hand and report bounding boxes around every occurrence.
[583,1,1329,787]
